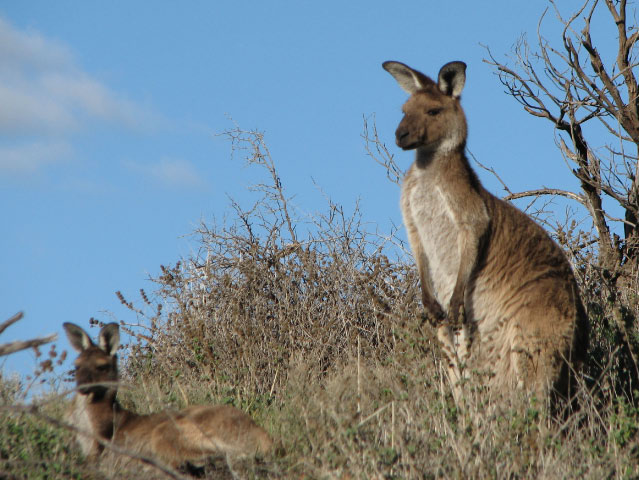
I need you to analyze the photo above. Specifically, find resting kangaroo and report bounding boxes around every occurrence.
[64,322,272,469]
[382,60,588,401]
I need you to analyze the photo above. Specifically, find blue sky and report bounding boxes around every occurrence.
[1,1,604,379]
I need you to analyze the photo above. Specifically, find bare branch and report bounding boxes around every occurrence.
[467,149,514,196]
[0,312,58,357]
[221,127,299,246]
[481,1,639,271]
[362,114,402,186]
[483,47,557,124]
[0,311,23,336]
[0,334,58,357]
[503,188,587,207]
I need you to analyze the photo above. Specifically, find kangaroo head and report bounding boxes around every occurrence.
[63,322,120,397]
[382,61,467,154]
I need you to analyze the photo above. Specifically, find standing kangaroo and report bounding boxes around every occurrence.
[63,322,272,470]
[382,60,587,402]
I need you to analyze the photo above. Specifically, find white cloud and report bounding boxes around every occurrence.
[0,141,72,174]
[124,158,207,189]
[0,16,158,136]
[0,82,76,133]
[0,17,73,74]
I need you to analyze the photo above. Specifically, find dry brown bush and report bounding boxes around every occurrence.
[118,128,425,405]
[2,121,639,478]
[96,126,639,479]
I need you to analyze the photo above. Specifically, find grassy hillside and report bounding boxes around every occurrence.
[2,129,639,479]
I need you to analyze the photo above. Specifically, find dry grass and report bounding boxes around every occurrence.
[2,128,639,479]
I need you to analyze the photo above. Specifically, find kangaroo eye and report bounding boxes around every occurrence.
[427,108,442,116]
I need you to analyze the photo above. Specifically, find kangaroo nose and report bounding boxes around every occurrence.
[395,127,409,146]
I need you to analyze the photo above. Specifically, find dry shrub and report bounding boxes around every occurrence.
[2,129,638,477]
[119,128,425,405]
[102,128,639,478]
[264,346,639,479]
[557,221,639,405]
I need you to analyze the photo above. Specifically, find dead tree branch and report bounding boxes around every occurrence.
[0,312,57,357]
[484,0,639,275]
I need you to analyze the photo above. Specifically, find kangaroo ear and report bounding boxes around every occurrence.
[98,323,120,356]
[383,61,435,94]
[437,61,466,98]
[63,322,93,352]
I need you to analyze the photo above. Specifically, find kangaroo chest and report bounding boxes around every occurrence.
[67,394,100,457]
[401,166,461,306]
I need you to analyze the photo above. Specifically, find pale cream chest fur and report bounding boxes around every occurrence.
[66,394,99,457]
[401,163,461,308]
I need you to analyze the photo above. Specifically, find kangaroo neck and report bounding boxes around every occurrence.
[413,143,484,195]
[414,142,466,170]
[86,389,133,441]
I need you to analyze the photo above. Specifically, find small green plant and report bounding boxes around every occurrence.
[0,380,98,480]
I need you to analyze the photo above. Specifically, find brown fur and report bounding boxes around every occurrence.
[63,322,272,468]
[382,61,588,402]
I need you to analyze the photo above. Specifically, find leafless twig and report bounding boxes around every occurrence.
[362,114,402,186]
[0,312,57,357]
